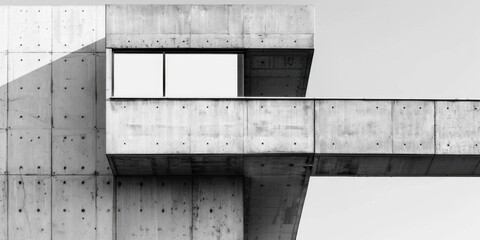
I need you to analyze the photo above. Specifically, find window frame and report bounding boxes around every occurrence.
[111,49,245,98]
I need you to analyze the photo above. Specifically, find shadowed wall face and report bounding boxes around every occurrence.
[0,6,114,240]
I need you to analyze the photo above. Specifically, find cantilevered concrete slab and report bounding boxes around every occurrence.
[107,99,480,176]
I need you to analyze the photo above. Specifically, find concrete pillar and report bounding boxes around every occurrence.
[116,176,243,240]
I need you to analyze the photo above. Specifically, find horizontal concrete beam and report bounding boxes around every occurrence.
[106,4,314,49]
[107,99,480,156]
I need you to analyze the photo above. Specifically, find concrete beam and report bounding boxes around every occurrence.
[108,99,480,156]
[106,4,314,49]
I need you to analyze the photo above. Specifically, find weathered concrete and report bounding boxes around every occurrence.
[108,99,479,157]
[105,4,314,97]
[106,5,314,49]
[116,176,243,240]
[1,5,112,240]
[9,176,51,240]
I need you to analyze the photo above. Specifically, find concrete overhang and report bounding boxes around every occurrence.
[107,99,480,177]
[106,4,314,97]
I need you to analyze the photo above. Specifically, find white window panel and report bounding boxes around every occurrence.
[166,54,238,98]
[114,53,164,98]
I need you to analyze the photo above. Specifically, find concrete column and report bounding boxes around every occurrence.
[116,176,243,240]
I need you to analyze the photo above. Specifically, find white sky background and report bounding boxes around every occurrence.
[3,0,480,239]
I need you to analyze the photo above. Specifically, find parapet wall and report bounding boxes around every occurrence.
[106,5,314,49]
[108,99,480,156]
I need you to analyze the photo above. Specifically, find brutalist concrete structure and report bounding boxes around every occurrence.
[0,4,479,240]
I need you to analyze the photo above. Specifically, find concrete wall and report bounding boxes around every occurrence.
[106,5,314,49]
[0,6,113,240]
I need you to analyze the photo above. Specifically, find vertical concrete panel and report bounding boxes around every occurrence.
[52,176,95,240]
[246,176,305,240]
[0,130,5,174]
[246,100,314,153]
[0,7,7,52]
[8,6,52,52]
[0,53,6,129]
[316,100,393,154]
[53,6,96,52]
[8,53,52,129]
[52,129,96,175]
[8,129,51,174]
[435,101,480,154]
[53,53,96,129]
[116,176,192,240]
[191,100,244,153]
[0,176,6,240]
[97,176,114,240]
[96,129,111,174]
[392,101,434,154]
[96,6,106,52]
[193,176,243,240]
[96,53,106,129]
[9,176,51,240]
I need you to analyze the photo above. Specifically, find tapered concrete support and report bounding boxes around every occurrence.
[116,176,243,240]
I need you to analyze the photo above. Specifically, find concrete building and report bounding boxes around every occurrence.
[0,4,479,240]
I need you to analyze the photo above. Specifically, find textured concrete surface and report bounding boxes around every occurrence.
[106,5,314,49]
[0,5,112,240]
